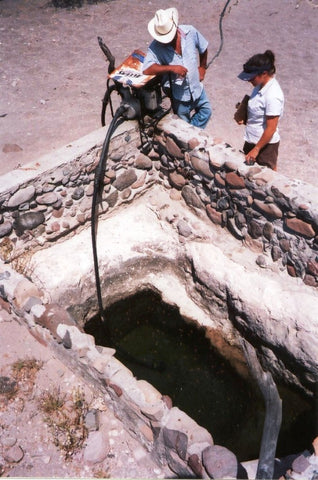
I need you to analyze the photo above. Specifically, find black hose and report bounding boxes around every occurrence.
[91,106,126,330]
[207,0,232,69]
[91,104,167,372]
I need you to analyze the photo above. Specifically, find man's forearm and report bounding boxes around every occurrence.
[143,63,188,77]
[199,49,208,69]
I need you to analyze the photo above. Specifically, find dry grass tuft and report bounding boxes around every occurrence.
[38,386,89,460]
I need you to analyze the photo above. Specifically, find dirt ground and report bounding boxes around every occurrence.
[0,0,318,185]
[0,309,172,478]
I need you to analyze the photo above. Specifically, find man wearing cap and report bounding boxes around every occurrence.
[143,7,212,129]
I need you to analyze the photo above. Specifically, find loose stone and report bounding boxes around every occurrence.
[214,172,226,187]
[121,188,131,200]
[271,245,282,262]
[189,155,214,179]
[42,183,55,193]
[52,207,64,218]
[131,171,147,189]
[188,453,203,477]
[307,259,318,276]
[83,431,109,465]
[279,238,291,252]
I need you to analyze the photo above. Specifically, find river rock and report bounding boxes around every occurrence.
[166,136,183,159]
[168,171,187,189]
[113,169,137,191]
[188,453,203,477]
[285,217,315,238]
[4,445,24,463]
[105,190,118,208]
[181,185,203,209]
[13,212,45,234]
[0,221,13,237]
[177,219,192,238]
[7,186,35,208]
[225,172,246,189]
[163,428,188,460]
[202,445,238,479]
[83,430,109,465]
[37,192,59,205]
[135,153,152,170]
[71,186,84,200]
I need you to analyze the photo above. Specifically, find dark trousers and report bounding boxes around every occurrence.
[243,141,279,171]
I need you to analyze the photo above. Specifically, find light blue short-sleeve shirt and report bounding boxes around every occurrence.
[143,25,208,102]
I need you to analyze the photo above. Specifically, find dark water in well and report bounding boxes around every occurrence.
[84,290,316,462]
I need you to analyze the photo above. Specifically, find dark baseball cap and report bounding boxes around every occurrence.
[238,63,271,81]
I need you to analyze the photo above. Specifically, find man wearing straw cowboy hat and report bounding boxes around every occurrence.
[143,7,212,129]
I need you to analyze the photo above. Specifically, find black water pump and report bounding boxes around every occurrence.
[98,37,167,128]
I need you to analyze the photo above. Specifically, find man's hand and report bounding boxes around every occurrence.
[170,65,188,77]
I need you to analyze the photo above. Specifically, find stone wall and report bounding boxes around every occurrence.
[155,116,318,288]
[0,262,233,479]
[0,113,318,477]
[0,114,317,286]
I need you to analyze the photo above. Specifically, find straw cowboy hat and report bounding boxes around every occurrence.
[148,8,179,44]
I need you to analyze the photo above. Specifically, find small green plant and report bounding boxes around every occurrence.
[11,358,43,379]
[38,386,89,460]
[39,387,66,414]
[0,358,43,406]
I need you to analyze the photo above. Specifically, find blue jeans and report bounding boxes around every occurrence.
[174,88,212,129]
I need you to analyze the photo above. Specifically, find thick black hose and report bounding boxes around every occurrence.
[91,107,126,328]
[90,105,167,372]
[207,0,232,69]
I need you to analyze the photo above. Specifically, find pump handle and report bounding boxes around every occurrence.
[97,36,115,74]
